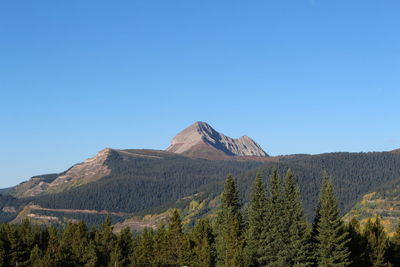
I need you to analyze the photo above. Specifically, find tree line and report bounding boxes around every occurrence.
[1,169,400,266]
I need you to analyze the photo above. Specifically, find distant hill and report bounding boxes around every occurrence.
[1,122,400,228]
[2,149,400,227]
[0,149,262,225]
[166,121,268,159]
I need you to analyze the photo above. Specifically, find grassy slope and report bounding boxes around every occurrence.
[344,178,400,236]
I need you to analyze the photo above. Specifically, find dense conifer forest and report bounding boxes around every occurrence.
[1,170,400,266]
[35,152,400,218]
[2,151,400,226]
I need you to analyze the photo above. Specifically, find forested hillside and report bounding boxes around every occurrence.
[344,176,400,235]
[3,150,261,222]
[33,151,261,214]
[31,152,400,220]
[240,152,400,218]
[2,150,400,226]
[1,172,400,266]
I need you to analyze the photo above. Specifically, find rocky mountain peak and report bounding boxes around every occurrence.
[166,121,268,158]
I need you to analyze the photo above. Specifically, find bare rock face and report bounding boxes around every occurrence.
[47,148,112,193]
[167,122,268,159]
[13,149,113,197]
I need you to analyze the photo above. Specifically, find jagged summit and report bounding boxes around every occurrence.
[166,121,268,159]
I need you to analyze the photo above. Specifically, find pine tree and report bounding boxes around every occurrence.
[149,224,168,265]
[29,244,43,267]
[166,209,184,265]
[313,175,351,266]
[41,226,62,267]
[245,171,267,266]
[17,219,36,265]
[282,169,312,266]
[259,168,285,266]
[364,217,389,267]
[0,237,5,267]
[190,218,216,267]
[131,227,155,266]
[95,217,116,266]
[59,221,89,266]
[216,174,245,267]
[389,222,400,266]
[0,224,11,266]
[83,240,99,267]
[110,227,134,267]
[346,218,367,267]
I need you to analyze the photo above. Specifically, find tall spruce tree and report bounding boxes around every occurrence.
[190,218,216,267]
[110,227,134,266]
[389,222,400,266]
[364,217,389,267]
[346,218,368,267]
[259,168,286,266]
[166,209,185,265]
[41,226,62,267]
[59,221,89,266]
[94,217,116,266]
[29,244,43,267]
[282,169,312,266]
[131,227,155,266]
[313,175,351,267]
[216,174,245,267]
[154,224,172,266]
[245,171,267,267]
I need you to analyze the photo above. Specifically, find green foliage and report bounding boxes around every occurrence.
[216,175,245,267]
[32,154,261,215]
[259,169,312,266]
[4,151,400,228]
[281,169,312,266]
[245,171,267,266]
[346,218,368,266]
[130,227,156,266]
[313,175,351,266]
[190,218,216,267]
[165,209,185,265]
[1,169,400,266]
[95,217,116,266]
[240,152,400,220]
[389,223,400,266]
[364,217,389,266]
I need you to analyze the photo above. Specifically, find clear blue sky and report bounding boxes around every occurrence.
[1,0,399,188]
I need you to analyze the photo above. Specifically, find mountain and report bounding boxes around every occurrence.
[392,148,400,154]
[3,148,400,228]
[166,121,268,159]
[0,149,262,225]
[2,122,400,229]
